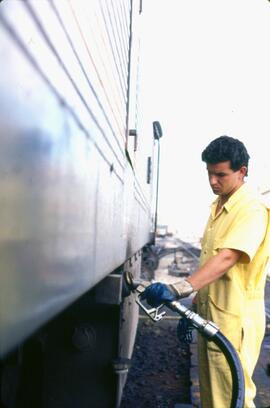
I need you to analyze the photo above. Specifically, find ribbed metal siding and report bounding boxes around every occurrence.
[0,0,133,180]
[0,0,154,356]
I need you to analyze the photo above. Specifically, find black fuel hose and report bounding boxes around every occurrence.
[209,331,245,408]
[168,300,245,408]
[123,275,245,408]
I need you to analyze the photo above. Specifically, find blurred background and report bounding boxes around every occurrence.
[140,0,270,241]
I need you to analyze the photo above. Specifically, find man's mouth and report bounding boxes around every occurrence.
[211,187,220,193]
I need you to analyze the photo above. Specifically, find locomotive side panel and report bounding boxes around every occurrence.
[0,1,156,406]
[0,0,152,356]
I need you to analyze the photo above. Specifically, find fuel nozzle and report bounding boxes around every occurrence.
[123,271,138,291]
[122,271,146,298]
[123,271,166,322]
[123,271,149,293]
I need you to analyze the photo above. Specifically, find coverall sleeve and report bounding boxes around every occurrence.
[215,206,268,264]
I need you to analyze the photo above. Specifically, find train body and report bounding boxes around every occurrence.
[0,1,158,406]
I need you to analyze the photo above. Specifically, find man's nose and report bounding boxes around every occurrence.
[209,175,218,186]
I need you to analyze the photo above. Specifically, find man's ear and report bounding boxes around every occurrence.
[239,166,248,178]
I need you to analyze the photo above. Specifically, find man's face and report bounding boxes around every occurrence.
[206,161,247,198]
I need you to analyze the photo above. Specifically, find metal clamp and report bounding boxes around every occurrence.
[170,300,219,338]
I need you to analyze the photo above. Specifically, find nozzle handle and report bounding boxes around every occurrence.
[123,271,166,321]
[136,293,166,322]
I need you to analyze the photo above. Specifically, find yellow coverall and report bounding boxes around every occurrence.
[197,184,270,408]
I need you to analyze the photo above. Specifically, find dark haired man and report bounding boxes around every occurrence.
[142,136,270,407]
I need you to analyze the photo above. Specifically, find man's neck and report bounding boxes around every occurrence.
[219,182,245,206]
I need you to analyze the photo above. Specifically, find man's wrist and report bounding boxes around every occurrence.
[169,279,194,298]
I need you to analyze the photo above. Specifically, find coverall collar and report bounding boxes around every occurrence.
[211,183,249,216]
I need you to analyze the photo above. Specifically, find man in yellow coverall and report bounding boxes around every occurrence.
[142,136,270,408]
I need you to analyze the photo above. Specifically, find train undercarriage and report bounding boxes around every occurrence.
[1,253,142,408]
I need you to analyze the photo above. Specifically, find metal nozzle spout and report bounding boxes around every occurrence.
[123,271,135,290]
[123,271,150,292]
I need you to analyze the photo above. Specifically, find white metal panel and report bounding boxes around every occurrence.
[0,0,154,356]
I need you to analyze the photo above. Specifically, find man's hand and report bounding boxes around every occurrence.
[140,280,194,308]
[177,318,194,344]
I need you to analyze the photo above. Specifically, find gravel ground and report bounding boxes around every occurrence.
[120,316,192,408]
[121,238,200,408]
